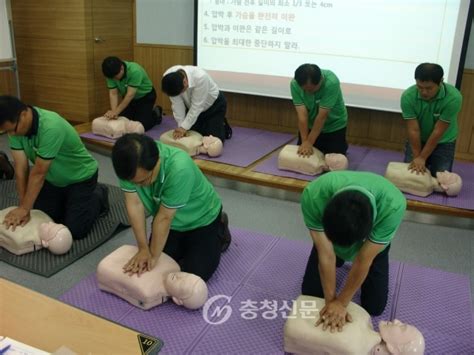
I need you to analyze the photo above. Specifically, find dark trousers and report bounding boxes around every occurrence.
[33,170,101,240]
[190,92,227,142]
[297,127,348,155]
[122,88,158,131]
[162,210,222,281]
[301,244,390,316]
[404,141,456,177]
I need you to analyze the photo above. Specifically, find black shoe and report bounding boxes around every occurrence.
[336,256,345,268]
[0,151,14,180]
[153,106,163,125]
[218,211,232,252]
[224,118,232,140]
[95,183,110,217]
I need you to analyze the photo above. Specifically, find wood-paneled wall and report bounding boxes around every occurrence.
[11,0,95,123]
[134,44,194,111]
[135,45,474,162]
[0,62,17,96]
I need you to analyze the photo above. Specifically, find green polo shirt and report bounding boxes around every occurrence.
[119,141,222,231]
[106,61,153,99]
[290,69,348,133]
[401,83,462,144]
[301,171,406,261]
[9,107,98,187]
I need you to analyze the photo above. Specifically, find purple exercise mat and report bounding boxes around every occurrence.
[60,228,473,354]
[80,116,176,144]
[253,144,474,210]
[346,147,474,209]
[446,161,474,210]
[394,264,474,354]
[81,118,294,168]
[252,144,370,181]
[196,127,294,167]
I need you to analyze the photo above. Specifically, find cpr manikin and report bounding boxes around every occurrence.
[384,162,462,197]
[165,272,208,310]
[38,221,73,255]
[97,245,209,310]
[92,116,145,139]
[160,130,223,157]
[374,319,425,355]
[284,295,425,355]
[278,144,349,175]
[0,207,73,255]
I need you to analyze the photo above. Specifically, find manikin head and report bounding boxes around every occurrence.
[324,153,349,171]
[374,320,425,354]
[201,135,223,157]
[125,120,145,134]
[436,171,462,196]
[38,222,73,255]
[165,272,208,310]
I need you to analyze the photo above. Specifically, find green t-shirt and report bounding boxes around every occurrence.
[9,107,98,187]
[301,171,406,261]
[106,61,153,99]
[119,141,222,231]
[290,69,348,133]
[401,83,462,143]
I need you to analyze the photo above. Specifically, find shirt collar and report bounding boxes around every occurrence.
[183,67,194,89]
[25,106,39,138]
[121,62,128,81]
[157,142,166,184]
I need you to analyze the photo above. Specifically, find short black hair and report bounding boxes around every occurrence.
[161,71,185,97]
[322,190,373,246]
[0,95,27,126]
[294,63,322,86]
[112,134,159,180]
[414,63,444,85]
[102,56,124,78]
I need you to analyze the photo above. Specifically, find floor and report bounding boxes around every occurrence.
[0,133,473,302]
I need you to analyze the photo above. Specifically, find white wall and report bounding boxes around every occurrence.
[0,0,13,61]
[135,1,474,69]
[136,0,194,46]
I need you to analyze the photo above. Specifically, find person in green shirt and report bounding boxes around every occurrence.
[291,64,348,157]
[111,133,231,281]
[0,95,108,239]
[102,56,161,131]
[301,171,406,331]
[401,63,462,176]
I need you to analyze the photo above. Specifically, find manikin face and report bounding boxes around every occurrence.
[416,79,440,101]
[436,171,462,196]
[165,272,208,309]
[379,319,425,354]
[166,272,193,298]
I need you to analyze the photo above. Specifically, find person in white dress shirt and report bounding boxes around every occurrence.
[161,65,232,142]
